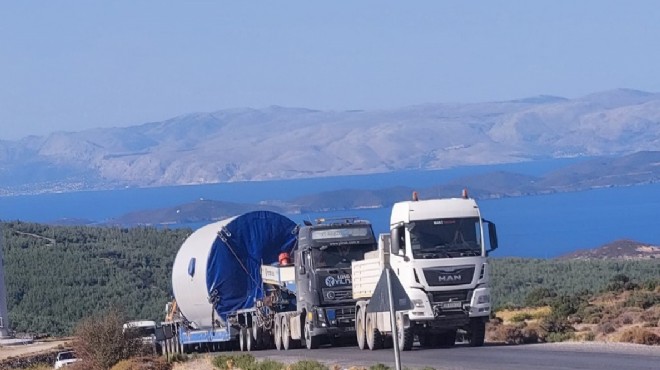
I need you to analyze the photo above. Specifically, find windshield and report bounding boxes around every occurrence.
[408,217,482,259]
[311,243,376,268]
[125,326,155,337]
[58,352,76,360]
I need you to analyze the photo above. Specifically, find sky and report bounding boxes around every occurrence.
[2,1,660,140]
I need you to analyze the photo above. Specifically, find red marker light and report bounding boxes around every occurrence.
[412,191,419,201]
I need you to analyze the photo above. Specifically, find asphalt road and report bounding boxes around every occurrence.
[245,342,660,370]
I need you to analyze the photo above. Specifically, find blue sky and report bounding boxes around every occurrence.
[2,1,660,140]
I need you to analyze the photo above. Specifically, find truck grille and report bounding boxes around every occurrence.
[322,288,353,302]
[325,306,356,327]
[429,290,468,304]
[423,266,475,286]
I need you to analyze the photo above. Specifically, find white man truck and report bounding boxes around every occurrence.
[352,191,498,350]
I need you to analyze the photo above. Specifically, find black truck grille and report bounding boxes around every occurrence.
[429,290,468,304]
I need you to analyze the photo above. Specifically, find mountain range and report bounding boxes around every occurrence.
[105,151,660,226]
[1,88,659,195]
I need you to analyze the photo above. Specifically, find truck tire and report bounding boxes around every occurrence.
[239,327,247,351]
[274,318,283,350]
[356,309,366,350]
[418,333,432,348]
[396,315,414,351]
[282,317,292,350]
[246,326,257,351]
[438,329,457,347]
[253,326,265,349]
[468,319,486,347]
[366,314,382,350]
[304,323,320,349]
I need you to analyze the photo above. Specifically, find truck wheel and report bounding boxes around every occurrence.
[356,309,366,350]
[365,314,382,350]
[304,323,320,349]
[282,317,292,350]
[396,315,413,351]
[439,329,457,347]
[418,333,432,348]
[253,326,264,349]
[246,326,257,351]
[468,319,486,347]
[239,327,247,351]
[274,318,283,350]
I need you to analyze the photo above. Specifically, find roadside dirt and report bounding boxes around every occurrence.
[0,339,71,360]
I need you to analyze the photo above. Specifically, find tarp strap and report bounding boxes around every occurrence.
[218,227,259,287]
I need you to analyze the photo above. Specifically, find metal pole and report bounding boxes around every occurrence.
[386,267,402,370]
[0,224,11,338]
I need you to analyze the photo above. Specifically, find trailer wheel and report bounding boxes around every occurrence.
[282,317,292,350]
[239,327,247,351]
[356,308,366,350]
[252,326,264,349]
[365,314,382,350]
[468,319,486,347]
[274,318,283,350]
[246,327,257,351]
[396,314,414,351]
[304,322,320,349]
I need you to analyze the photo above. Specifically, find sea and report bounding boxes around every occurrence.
[1,158,659,258]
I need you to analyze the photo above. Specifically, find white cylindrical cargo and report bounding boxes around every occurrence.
[171,211,297,330]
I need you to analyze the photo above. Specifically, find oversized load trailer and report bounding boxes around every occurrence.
[161,211,378,354]
[353,191,499,351]
[162,211,298,353]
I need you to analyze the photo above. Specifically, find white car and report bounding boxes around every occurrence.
[54,351,80,369]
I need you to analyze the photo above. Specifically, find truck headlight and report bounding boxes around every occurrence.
[412,299,424,308]
[477,294,490,304]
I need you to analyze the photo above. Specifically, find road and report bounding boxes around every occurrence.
[240,342,660,370]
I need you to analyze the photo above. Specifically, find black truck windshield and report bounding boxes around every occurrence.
[408,217,482,259]
[312,243,376,268]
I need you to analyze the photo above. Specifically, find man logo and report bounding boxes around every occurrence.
[438,274,462,282]
[325,276,336,287]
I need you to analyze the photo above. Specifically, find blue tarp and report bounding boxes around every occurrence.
[206,211,297,318]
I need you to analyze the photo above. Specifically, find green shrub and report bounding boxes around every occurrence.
[212,354,257,370]
[369,364,392,370]
[290,360,328,370]
[510,312,534,322]
[545,332,574,343]
[524,287,557,307]
[624,291,659,309]
[256,359,286,370]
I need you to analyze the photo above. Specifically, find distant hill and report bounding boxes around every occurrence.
[1,88,660,195]
[102,151,660,226]
[559,239,660,260]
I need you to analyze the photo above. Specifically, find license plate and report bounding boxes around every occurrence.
[440,301,462,309]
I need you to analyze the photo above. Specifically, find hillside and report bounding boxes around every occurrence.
[2,221,658,337]
[560,239,660,260]
[1,89,660,195]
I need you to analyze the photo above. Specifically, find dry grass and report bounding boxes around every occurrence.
[172,356,215,370]
[496,306,551,324]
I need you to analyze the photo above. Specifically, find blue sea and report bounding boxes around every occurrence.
[1,158,659,258]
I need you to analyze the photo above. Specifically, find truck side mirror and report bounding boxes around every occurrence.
[487,221,498,254]
[390,229,400,255]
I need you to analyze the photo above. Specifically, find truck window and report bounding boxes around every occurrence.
[312,243,376,268]
[408,217,481,259]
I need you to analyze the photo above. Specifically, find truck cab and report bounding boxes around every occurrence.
[388,194,498,347]
[123,320,161,355]
[294,218,378,348]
